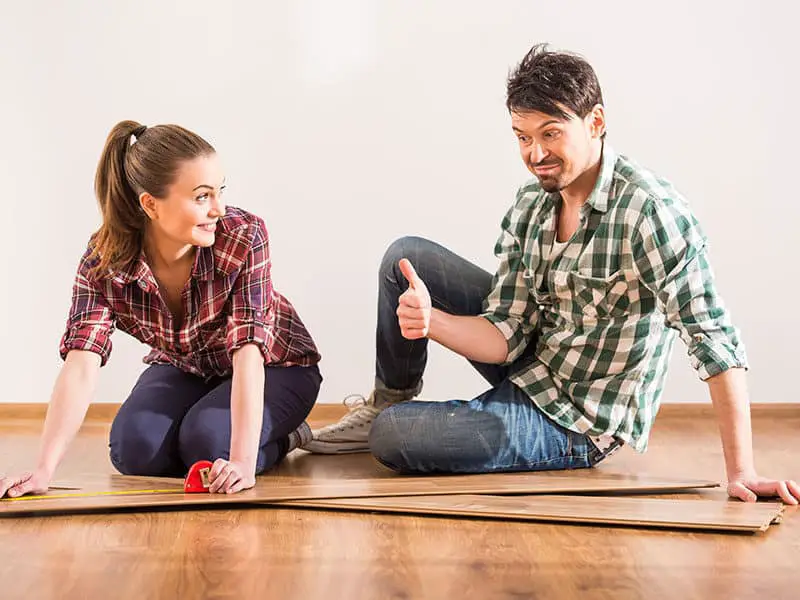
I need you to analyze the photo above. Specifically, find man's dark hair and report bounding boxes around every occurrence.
[506,43,604,121]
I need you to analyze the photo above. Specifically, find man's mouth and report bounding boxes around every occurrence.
[533,162,560,176]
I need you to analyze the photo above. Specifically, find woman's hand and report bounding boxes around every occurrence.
[0,470,51,499]
[207,459,256,494]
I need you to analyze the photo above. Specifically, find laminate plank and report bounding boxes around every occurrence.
[2,471,718,516]
[269,493,786,533]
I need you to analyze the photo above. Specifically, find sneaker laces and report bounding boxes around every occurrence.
[316,393,381,434]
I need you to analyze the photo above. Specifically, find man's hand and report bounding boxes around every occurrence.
[728,472,800,504]
[0,471,50,499]
[397,259,432,339]
[208,459,256,494]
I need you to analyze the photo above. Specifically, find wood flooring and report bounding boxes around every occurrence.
[1,406,798,599]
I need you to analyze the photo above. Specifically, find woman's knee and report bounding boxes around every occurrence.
[109,413,181,476]
[177,410,230,466]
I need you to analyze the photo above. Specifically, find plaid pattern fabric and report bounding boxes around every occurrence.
[482,144,748,452]
[59,206,321,379]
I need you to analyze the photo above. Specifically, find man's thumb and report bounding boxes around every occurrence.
[398,258,422,290]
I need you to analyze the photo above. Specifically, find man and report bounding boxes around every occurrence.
[303,43,799,504]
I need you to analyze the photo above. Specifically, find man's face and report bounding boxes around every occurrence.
[511,105,605,193]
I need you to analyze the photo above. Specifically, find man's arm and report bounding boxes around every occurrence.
[395,192,539,366]
[707,368,799,503]
[396,259,509,365]
[631,198,798,503]
[429,309,509,364]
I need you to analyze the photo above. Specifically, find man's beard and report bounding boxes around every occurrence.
[538,175,563,193]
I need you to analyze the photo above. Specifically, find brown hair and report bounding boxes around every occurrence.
[89,120,215,277]
[507,43,605,128]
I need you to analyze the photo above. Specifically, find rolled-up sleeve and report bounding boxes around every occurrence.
[226,218,276,362]
[59,255,116,366]
[631,197,748,380]
[481,201,539,364]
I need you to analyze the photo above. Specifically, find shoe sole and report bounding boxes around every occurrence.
[301,441,372,455]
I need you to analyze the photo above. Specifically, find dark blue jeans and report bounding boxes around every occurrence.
[369,236,610,474]
[109,363,321,477]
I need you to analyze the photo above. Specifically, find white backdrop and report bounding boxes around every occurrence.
[1,0,796,405]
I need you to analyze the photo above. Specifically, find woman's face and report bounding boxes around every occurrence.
[141,153,226,251]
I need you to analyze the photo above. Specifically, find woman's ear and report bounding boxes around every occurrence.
[139,192,158,220]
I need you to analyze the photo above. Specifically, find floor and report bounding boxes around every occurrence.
[1,409,798,600]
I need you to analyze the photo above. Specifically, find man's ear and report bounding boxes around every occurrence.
[589,104,606,139]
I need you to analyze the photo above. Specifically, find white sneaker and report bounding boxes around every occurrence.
[302,394,384,454]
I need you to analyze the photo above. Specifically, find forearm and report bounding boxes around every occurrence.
[229,344,265,473]
[429,309,509,364]
[707,367,755,479]
[37,350,101,478]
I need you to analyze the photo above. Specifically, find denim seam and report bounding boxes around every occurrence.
[447,451,593,474]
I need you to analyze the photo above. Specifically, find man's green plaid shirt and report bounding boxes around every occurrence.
[481,144,748,452]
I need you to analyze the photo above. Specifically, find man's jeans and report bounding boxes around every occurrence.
[368,236,618,474]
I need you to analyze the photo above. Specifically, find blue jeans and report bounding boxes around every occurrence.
[369,236,613,474]
[109,363,321,477]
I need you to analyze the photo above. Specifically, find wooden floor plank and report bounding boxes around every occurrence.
[270,494,785,533]
[2,471,719,517]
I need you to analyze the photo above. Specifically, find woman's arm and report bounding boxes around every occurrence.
[0,350,101,498]
[207,344,264,494]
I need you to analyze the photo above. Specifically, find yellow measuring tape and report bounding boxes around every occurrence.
[2,489,183,502]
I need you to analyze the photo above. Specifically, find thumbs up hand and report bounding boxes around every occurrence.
[396,258,432,340]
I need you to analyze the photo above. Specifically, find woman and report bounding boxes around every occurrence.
[0,120,322,497]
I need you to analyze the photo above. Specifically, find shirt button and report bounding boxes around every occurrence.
[138,281,147,289]
[694,334,703,342]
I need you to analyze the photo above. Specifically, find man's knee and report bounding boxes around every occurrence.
[368,400,507,473]
[368,404,413,471]
[380,236,434,279]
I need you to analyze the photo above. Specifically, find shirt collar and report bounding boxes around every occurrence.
[109,241,216,288]
[109,251,151,288]
[584,142,617,214]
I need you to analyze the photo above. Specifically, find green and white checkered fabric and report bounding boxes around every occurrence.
[482,144,748,452]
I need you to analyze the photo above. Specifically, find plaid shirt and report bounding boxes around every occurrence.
[60,206,321,379]
[482,144,748,452]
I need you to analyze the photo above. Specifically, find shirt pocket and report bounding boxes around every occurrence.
[193,317,228,351]
[115,315,157,346]
[556,270,631,320]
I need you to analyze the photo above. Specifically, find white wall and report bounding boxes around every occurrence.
[1,0,796,405]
